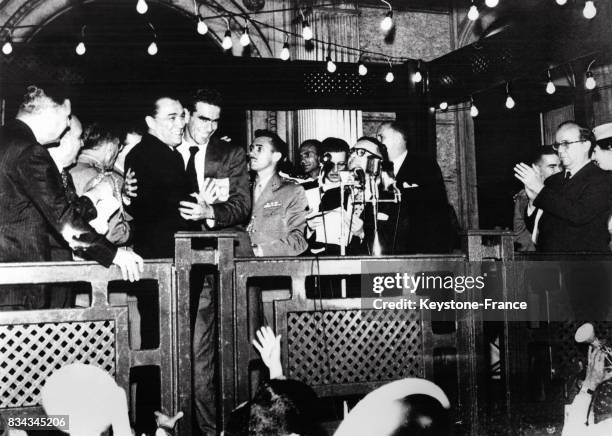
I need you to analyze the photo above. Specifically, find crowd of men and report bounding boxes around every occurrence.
[4,84,612,435]
[0,84,455,434]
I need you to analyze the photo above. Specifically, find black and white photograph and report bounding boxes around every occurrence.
[1,0,612,435]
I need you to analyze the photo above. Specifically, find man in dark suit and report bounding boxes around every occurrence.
[0,85,143,310]
[514,121,611,252]
[376,121,453,254]
[515,121,611,321]
[175,88,251,435]
[125,96,198,259]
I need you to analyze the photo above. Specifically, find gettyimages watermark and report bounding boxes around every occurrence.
[358,261,612,322]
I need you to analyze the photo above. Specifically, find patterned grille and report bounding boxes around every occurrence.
[0,321,116,408]
[304,72,364,96]
[287,309,423,385]
[470,48,514,75]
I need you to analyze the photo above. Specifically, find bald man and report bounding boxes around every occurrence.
[515,121,611,252]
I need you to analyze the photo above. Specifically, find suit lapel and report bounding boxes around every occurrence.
[204,138,220,178]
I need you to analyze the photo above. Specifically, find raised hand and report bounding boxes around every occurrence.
[252,326,283,379]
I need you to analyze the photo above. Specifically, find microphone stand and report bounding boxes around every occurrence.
[339,177,347,298]
[370,174,382,256]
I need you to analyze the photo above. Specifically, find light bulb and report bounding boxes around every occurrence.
[358,62,368,76]
[239,30,250,47]
[136,0,148,15]
[468,5,479,21]
[197,20,208,35]
[302,22,313,41]
[147,41,157,55]
[222,30,233,50]
[439,101,448,111]
[385,71,394,83]
[2,41,13,55]
[326,58,336,73]
[586,72,596,90]
[485,0,499,7]
[412,70,422,83]
[505,95,515,109]
[280,43,290,61]
[583,1,596,19]
[75,41,86,55]
[470,104,479,117]
[556,0,567,5]
[380,12,393,32]
[546,80,556,95]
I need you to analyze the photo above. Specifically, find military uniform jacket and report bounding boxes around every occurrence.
[247,172,309,256]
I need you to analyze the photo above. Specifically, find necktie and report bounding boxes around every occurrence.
[254,181,263,203]
[186,146,199,192]
[564,171,571,182]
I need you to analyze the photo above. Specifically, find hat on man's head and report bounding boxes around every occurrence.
[351,138,383,159]
[593,123,612,141]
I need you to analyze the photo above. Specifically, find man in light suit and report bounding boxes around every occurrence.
[176,88,251,435]
[247,129,308,257]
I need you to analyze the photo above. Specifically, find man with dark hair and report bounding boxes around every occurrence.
[175,88,251,435]
[0,85,143,310]
[298,139,321,180]
[515,121,611,252]
[305,137,354,256]
[513,146,561,251]
[225,379,324,436]
[177,87,250,231]
[125,96,196,259]
[376,121,453,254]
[247,129,308,257]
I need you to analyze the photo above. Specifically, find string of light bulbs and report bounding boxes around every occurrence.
[437,56,601,117]
[0,0,601,57]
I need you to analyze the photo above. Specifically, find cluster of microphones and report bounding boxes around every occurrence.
[320,152,399,195]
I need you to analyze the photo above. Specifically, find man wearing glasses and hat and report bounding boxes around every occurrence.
[514,121,611,252]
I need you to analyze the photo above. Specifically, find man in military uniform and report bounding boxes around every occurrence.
[247,130,308,256]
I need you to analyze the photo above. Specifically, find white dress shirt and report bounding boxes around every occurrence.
[177,139,216,226]
[176,139,209,192]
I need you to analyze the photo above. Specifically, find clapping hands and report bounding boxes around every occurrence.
[513,163,544,201]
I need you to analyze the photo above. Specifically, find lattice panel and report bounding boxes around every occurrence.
[0,320,116,408]
[287,309,423,385]
[304,72,365,96]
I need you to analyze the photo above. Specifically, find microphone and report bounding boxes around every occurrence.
[366,157,381,176]
[352,168,366,186]
[320,152,334,180]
